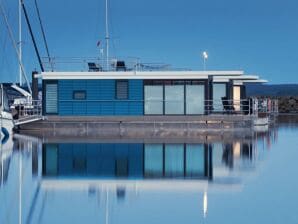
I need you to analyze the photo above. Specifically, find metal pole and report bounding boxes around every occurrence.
[105,0,109,71]
[21,0,44,72]
[19,0,22,86]
[0,1,32,94]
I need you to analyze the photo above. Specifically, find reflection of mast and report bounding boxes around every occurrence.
[19,0,22,86]
[19,150,22,224]
[105,188,109,224]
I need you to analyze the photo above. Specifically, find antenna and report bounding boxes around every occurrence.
[105,0,109,70]
[18,0,22,86]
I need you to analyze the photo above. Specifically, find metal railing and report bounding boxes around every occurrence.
[41,56,175,72]
[251,98,279,116]
[11,100,43,124]
[57,98,278,116]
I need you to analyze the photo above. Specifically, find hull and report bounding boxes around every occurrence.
[0,111,14,143]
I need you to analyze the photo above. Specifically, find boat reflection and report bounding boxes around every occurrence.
[0,130,278,224]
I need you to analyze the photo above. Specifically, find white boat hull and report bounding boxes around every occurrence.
[1,111,14,143]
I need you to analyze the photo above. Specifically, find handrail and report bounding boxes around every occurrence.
[41,56,181,72]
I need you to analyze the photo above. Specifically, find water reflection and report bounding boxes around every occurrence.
[0,127,281,224]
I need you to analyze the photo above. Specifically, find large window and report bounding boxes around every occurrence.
[116,80,128,99]
[45,82,58,114]
[186,85,205,114]
[144,85,163,114]
[213,83,226,112]
[144,80,206,115]
[165,85,184,114]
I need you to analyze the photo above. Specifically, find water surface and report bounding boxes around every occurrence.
[1,117,298,224]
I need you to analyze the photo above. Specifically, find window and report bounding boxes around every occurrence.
[213,83,226,112]
[233,86,241,111]
[186,84,205,114]
[144,85,163,114]
[165,85,184,114]
[116,80,128,99]
[73,91,86,100]
[45,82,58,114]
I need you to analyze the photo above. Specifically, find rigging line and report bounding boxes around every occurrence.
[21,0,44,73]
[34,0,53,71]
[0,0,32,94]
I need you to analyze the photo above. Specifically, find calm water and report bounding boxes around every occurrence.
[1,117,298,224]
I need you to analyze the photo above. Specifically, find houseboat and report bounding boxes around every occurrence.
[37,66,266,117]
[16,61,272,137]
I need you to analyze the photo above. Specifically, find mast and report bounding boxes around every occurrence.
[18,0,22,86]
[105,0,109,70]
[0,0,32,94]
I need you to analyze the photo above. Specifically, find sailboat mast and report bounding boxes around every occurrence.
[18,0,22,86]
[105,0,109,70]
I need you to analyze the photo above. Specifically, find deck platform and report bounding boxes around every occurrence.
[17,115,255,138]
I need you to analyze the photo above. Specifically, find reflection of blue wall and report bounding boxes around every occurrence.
[58,80,143,115]
[43,143,143,178]
[42,143,213,179]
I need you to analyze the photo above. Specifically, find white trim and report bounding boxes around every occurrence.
[213,75,260,83]
[37,70,245,80]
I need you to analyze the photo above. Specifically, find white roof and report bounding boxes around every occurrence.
[37,70,246,80]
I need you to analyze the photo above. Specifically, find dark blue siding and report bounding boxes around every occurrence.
[58,79,143,115]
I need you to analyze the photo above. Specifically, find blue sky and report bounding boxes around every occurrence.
[0,0,298,84]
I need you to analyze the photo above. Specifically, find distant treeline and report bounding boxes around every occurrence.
[246,84,298,97]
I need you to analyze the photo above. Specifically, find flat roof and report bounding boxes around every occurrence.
[37,70,246,80]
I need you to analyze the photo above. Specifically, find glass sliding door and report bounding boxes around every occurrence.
[165,85,184,114]
[144,144,163,177]
[186,84,205,114]
[165,144,184,177]
[213,83,226,112]
[144,85,163,115]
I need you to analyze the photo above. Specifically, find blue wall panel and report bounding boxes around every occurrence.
[58,79,143,115]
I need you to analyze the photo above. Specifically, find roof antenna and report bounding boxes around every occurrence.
[105,0,109,71]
